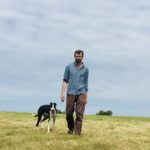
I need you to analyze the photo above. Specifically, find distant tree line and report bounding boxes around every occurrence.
[96,110,113,116]
[57,109,113,116]
[56,109,66,114]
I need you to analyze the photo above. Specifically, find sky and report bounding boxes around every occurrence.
[0,0,150,116]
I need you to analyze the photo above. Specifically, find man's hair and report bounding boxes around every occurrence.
[74,50,84,57]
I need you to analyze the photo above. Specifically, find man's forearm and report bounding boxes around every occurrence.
[61,81,68,101]
[61,81,68,94]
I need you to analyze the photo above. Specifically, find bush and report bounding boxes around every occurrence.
[56,109,66,114]
[96,110,113,116]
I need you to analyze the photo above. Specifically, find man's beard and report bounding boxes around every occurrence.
[75,59,82,63]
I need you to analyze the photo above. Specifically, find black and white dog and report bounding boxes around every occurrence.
[32,102,57,133]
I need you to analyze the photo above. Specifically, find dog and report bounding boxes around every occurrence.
[32,102,57,133]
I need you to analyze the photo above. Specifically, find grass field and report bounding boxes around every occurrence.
[0,112,150,150]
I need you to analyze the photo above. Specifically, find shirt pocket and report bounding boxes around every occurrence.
[79,74,85,83]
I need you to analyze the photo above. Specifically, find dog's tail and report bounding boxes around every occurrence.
[32,113,38,117]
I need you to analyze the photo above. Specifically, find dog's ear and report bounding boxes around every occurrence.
[54,103,57,106]
[50,103,52,107]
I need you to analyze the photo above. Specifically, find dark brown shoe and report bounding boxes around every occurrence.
[74,132,81,135]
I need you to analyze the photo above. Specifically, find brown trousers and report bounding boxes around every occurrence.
[66,94,87,134]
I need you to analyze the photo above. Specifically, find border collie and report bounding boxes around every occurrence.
[32,102,57,133]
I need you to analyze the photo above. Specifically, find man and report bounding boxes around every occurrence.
[60,50,89,135]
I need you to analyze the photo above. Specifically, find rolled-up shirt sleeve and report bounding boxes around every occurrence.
[63,65,69,83]
[85,68,89,92]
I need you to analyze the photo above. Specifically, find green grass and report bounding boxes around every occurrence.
[0,112,150,150]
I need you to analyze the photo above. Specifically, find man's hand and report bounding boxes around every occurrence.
[61,94,65,102]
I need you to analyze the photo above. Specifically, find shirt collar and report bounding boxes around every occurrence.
[74,62,84,70]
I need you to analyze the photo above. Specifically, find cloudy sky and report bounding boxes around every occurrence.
[0,0,150,116]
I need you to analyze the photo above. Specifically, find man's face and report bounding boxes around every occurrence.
[74,53,83,63]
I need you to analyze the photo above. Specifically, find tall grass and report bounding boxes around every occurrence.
[0,112,150,150]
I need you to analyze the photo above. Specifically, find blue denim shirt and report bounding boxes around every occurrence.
[63,62,89,95]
